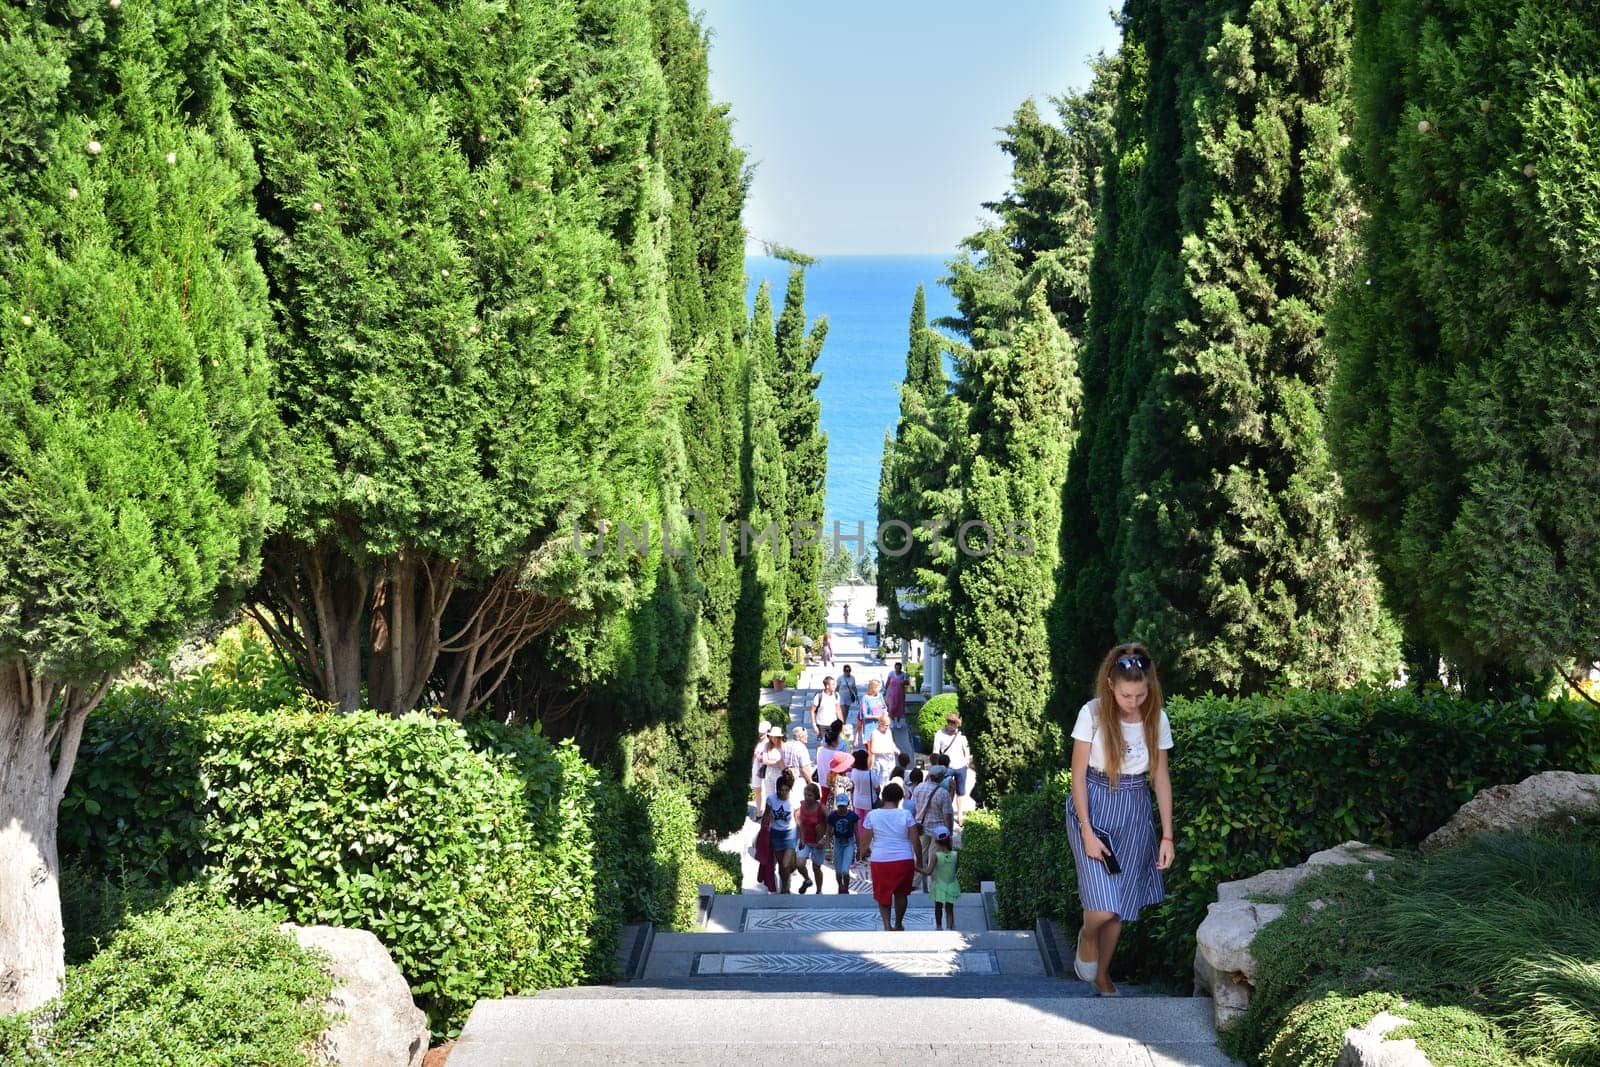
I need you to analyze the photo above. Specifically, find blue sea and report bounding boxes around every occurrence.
[744,254,958,546]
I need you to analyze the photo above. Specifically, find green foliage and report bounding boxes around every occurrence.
[592,781,700,935]
[0,0,274,681]
[0,887,331,1067]
[774,267,829,639]
[1331,0,1600,693]
[955,809,1002,892]
[57,863,171,967]
[1230,824,1600,1066]
[59,689,612,1038]
[691,843,742,895]
[948,285,1078,796]
[985,688,1600,983]
[918,692,959,750]
[994,772,1074,929]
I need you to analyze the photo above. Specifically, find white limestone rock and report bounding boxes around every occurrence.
[285,924,429,1067]
[1336,1010,1435,1067]
[1421,771,1600,853]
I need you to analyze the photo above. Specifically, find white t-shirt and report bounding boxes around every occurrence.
[812,690,841,726]
[848,767,879,811]
[862,806,917,862]
[1071,698,1173,776]
[767,795,794,833]
[932,728,971,769]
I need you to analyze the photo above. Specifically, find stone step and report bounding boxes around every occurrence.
[641,929,1045,980]
[707,891,988,933]
[451,994,1236,1066]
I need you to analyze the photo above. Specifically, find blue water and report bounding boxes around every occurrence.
[744,254,957,545]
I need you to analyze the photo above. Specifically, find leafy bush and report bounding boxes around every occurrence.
[985,688,1600,982]
[57,862,172,965]
[956,808,1002,892]
[691,842,742,895]
[1229,822,1600,1066]
[0,887,331,1067]
[592,781,700,937]
[918,692,958,750]
[60,690,610,1039]
[994,772,1074,929]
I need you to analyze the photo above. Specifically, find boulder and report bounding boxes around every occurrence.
[1421,771,1600,853]
[1193,843,1391,1029]
[1336,1011,1435,1067]
[285,924,429,1067]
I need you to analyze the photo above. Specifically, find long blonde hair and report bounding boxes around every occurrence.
[1093,642,1164,787]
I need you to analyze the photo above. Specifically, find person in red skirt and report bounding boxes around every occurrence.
[858,781,921,931]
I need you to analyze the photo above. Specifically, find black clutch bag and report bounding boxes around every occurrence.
[1092,827,1121,874]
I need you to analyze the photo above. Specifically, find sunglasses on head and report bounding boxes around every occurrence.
[1113,653,1151,673]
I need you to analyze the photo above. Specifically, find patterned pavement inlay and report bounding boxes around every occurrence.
[693,950,998,977]
[741,909,938,931]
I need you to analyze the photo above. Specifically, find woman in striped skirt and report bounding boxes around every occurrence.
[1065,642,1175,996]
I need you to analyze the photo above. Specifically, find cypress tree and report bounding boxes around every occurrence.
[1331,0,1600,694]
[1111,0,1397,694]
[773,267,829,640]
[949,287,1080,795]
[232,0,672,713]
[0,0,273,1010]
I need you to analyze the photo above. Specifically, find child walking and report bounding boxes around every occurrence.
[917,824,960,930]
[826,791,859,893]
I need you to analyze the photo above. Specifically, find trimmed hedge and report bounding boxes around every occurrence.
[592,781,700,936]
[0,886,331,1066]
[691,842,742,895]
[918,692,958,750]
[956,808,1002,892]
[987,688,1600,980]
[60,690,611,1039]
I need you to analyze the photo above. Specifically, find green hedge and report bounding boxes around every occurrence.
[691,842,742,895]
[956,808,1002,892]
[918,692,958,750]
[592,781,700,936]
[59,690,611,1039]
[0,886,331,1067]
[987,688,1600,980]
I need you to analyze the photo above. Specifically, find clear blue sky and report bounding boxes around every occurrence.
[694,1,1124,256]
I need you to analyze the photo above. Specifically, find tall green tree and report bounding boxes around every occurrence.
[0,0,273,1011]
[877,284,957,643]
[234,0,671,714]
[1111,0,1397,694]
[773,267,829,640]
[948,287,1080,794]
[729,285,788,712]
[1062,0,1395,697]
[1330,0,1600,696]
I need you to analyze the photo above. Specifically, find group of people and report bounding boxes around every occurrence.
[746,640,1177,997]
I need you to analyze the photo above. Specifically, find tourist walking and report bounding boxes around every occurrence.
[837,665,859,726]
[757,725,784,811]
[1066,643,1175,997]
[917,825,960,930]
[795,783,826,894]
[913,763,955,889]
[827,792,858,893]
[821,633,834,667]
[782,726,815,787]
[810,676,842,735]
[764,768,800,894]
[846,748,879,824]
[932,711,973,816]
[884,661,911,753]
[859,782,920,931]
[750,718,772,801]
[815,721,846,796]
[856,678,887,740]
[868,709,898,781]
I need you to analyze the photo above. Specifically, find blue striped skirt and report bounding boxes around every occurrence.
[1065,769,1165,922]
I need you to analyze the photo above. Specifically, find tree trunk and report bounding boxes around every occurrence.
[368,552,457,713]
[0,664,103,1016]
[251,536,370,712]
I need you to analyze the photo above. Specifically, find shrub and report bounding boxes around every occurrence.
[1230,823,1600,1066]
[983,688,1600,984]
[0,887,331,1067]
[592,781,700,937]
[918,692,958,750]
[60,690,610,1039]
[690,842,742,895]
[994,772,1073,929]
[956,809,1002,892]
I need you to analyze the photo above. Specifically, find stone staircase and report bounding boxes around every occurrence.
[450,886,1236,1065]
